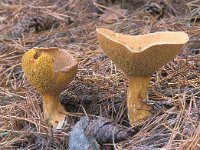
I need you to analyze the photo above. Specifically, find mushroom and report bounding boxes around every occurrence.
[96,28,189,126]
[22,47,78,128]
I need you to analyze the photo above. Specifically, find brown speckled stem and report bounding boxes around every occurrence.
[127,77,151,126]
[42,94,66,128]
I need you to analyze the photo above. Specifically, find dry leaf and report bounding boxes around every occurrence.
[99,5,127,24]
[69,116,135,147]
[85,116,135,144]
[174,57,186,67]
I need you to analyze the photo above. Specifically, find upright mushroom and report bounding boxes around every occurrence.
[96,28,189,126]
[22,47,78,128]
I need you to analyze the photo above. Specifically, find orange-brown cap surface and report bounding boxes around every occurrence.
[96,28,189,76]
[22,47,78,94]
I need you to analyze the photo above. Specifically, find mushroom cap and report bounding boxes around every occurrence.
[22,47,78,94]
[96,28,189,76]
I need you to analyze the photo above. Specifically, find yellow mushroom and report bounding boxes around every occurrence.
[96,28,189,126]
[22,47,78,128]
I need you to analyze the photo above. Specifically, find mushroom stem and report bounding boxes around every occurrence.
[127,76,151,126]
[42,94,66,127]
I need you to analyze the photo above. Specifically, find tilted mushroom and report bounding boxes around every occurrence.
[96,28,189,126]
[22,47,78,128]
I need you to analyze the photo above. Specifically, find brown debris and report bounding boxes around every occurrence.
[11,12,72,37]
[99,5,127,23]
[86,116,135,144]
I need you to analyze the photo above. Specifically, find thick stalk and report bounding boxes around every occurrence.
[42,94,67,128]
[127,76,151,126]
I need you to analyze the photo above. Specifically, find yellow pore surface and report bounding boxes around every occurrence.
[22,48,78,94]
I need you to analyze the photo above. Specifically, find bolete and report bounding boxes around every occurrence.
[22,47,78,128]
[96,28,189,126]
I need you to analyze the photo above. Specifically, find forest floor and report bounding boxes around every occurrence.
[0,0,199,149]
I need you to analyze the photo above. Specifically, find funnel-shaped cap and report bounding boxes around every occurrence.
[97,28,189,76]
[22,47,78,94]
